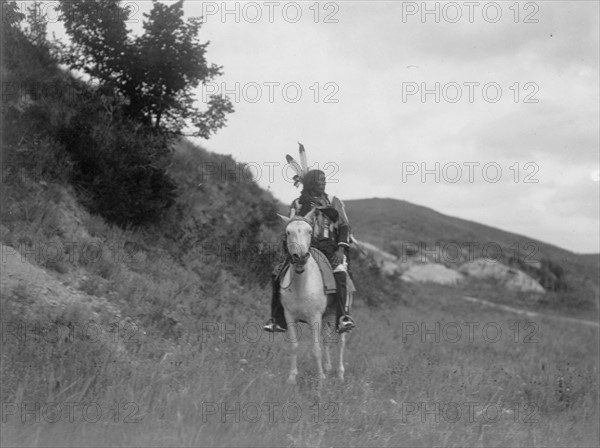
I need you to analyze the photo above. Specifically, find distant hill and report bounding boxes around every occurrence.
[342,197,599,306]
[344,198,583,257]
[578,253,600,268]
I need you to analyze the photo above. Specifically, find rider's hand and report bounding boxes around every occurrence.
[333,247,346,265]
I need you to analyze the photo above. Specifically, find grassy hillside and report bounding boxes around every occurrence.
[578,253,600,270]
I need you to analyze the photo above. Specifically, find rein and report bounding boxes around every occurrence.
[291,252,310,272]
[281,251,312,289]
[280,267,295,289]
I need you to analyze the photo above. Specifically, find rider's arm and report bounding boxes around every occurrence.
[332,197,351,251]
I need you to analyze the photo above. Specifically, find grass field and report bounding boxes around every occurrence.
[2,281,598,448]
[1,167,597,447]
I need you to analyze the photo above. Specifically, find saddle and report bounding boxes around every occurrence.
[274,248,356,294]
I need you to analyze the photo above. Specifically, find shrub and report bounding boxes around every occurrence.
[51,91,177,226]
[2,22,178,228]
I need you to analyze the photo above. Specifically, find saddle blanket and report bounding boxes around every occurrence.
[276,248,356,294]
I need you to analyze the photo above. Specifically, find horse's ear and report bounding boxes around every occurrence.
[304,208,316,221]
[277,214,290,225]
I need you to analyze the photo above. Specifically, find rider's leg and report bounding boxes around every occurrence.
[333,271,355,333]
[264,276,287,332]
[315,241,356,334]
[271,276,287,328]
[329,244,356,334]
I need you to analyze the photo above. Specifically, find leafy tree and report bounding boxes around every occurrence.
[24,2,49,48]
[57,0,233,138]
[1,2,26,59]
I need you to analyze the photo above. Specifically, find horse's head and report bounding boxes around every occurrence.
[278,208,316,272]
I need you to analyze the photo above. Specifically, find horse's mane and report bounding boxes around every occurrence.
[287,216,312,225]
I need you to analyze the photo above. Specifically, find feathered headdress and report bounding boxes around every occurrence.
[284,142,364,253]
[285,142,309,188]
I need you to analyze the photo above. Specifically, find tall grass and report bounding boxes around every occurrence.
[2,278,598,447]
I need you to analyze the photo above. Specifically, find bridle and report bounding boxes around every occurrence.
[286,217,312,274]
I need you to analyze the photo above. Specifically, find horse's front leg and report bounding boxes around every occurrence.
[284,311,299,385]
[309,317,326,380]
[323,342,332,375]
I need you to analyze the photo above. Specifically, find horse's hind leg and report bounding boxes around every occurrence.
[337,333,346,381]
[323,341,332,375]
[309,318,326,380]
[322,320,336,375]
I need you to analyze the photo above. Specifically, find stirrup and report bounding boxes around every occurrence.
[263,319,286,333]
[337,315,355,333]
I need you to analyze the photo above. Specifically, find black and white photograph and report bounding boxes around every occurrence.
[1,1,598,446]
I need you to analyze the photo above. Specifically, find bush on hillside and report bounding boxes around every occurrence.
[55,93,177,226]
[160,140,283,284]
[510,255,569,292]
[2,20,178,227]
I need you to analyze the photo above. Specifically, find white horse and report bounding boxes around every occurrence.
[278,210,348,384]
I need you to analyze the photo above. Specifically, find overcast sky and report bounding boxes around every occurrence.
[44,1,599,253]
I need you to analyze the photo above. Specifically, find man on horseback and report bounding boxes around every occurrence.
[264,169,356,334]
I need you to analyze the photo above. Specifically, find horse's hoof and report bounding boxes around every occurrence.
[337,372,345,381]
[287,376,297,385]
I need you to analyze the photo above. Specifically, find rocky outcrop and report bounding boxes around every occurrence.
[400,263,464,285]
[354,240,403,275]
[354,239,547,292]
[458,258,545,293]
